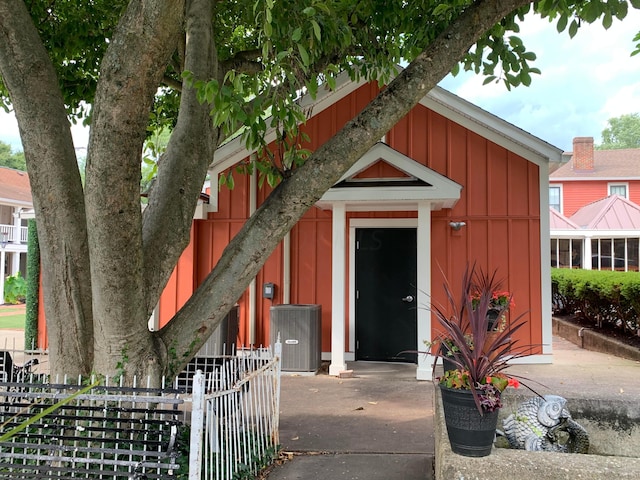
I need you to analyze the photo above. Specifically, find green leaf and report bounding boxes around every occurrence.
[556,14,568,33]
[311,20,321,41]
[298,44,310,66]
[482,75,496,85]
[568,19,579,38]
[291,27,302,42]
[302,6,316,16]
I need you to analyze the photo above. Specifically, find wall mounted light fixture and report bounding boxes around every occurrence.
[449,221,466,231]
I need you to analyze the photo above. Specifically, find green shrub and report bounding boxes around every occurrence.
[551,268,639,334]
[25,219,40,350]
[4,272,27,304]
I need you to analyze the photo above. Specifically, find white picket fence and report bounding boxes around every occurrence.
[0,341,282,479]
[188,342,282,480]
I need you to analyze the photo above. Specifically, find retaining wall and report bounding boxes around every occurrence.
[434,387,640,480]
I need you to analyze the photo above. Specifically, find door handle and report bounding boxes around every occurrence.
[401,295,414,303]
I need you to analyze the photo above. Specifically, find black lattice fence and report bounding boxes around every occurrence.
[0,370,185,479]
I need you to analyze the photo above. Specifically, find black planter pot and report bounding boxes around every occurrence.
[439,385,500,457]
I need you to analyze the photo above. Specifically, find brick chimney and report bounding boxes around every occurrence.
[572,137,594,171]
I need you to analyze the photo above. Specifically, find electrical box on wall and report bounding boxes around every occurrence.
[263,282,275,299]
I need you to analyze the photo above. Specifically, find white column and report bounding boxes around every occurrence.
[12,209,22,244]
[10,251,20,276]
[583,235,592,270]
[539,164,553,356]
[416,201,433,380]
[248,163,257,345]
[329,202,347,376]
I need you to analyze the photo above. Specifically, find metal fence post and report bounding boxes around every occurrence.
[189,370,205,480]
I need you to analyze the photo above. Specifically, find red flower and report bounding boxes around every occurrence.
[508,377,520,389]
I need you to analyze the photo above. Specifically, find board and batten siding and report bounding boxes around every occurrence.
[158,82,543,355]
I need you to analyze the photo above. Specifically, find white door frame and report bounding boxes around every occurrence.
[329,201,434,380]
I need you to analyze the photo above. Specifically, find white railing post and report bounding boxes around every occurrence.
[273,336,282,447]
[189,370,205,480]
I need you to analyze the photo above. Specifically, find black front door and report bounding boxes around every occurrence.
[355,228,417,362]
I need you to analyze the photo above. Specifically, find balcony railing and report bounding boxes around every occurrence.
[0,224,28,244]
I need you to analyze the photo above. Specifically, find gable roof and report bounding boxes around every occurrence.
[551,148,640,181]
[569,195,640,230]
[316,142,462,211]
[211,69,563,174]
[0,166,32,207]
[549,208,579,230]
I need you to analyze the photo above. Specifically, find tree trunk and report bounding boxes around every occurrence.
[1,0,532,383]
[159,0,533,375]
[84,0,185,381]
[0,0,94,376]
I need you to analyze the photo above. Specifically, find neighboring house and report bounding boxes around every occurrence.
[549,137,640,271]
[153,73,561,379]
[0,166,31,299]
[550,195,640,271]
[550,137,640,216]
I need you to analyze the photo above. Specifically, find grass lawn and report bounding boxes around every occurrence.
[0,313,26,329]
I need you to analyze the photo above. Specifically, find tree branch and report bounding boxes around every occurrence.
[142,0,220,318]
[159,0,534,375]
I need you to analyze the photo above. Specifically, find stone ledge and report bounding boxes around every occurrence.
[434,386,640,480]
[553,316,640,362]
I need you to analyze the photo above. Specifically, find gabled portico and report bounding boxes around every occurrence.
[316,142,461,379]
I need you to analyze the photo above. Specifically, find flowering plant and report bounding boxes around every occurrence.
[433,264,534,413]
[439,369,520,411]
[471,290,515,311]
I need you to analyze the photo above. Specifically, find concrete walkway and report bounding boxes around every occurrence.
[266,336,640,480]
[268,362,434,480]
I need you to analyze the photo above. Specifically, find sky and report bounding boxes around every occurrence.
[1,9,640,154]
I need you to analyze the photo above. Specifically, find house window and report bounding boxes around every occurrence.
[608,183,628,198]
[549,186,561,212]
[591,238,640,271]
[550,238,582,268]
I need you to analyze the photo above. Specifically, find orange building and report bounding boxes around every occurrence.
[549,137,640,271]
[156,73,561,379]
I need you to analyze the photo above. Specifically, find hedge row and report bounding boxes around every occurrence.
[551,268,640,335]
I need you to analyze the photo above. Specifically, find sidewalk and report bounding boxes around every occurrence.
[268,361,434,480]
[266,336,640,480]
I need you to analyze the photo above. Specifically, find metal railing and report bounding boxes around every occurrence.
[189,343,282,480]
[0,342,282,480]
[0,224,28,244]
[0,371,185,479]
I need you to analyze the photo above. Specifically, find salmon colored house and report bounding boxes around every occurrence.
[549,137,640,271]
[550,136,640,217]
[156,74,563,379]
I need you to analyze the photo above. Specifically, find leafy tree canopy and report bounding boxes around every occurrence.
[597,113,640,149]
[1,0,638,382]
[0,140,26,170]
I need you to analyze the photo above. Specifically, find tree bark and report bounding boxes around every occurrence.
[143,0,220,317]
[2,0,533,381]
[85,0,184,379]
[0,0,93,376]
[159,0,533,375]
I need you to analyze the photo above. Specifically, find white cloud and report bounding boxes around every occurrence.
[3,8,640,154]
[440,9,640,151]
